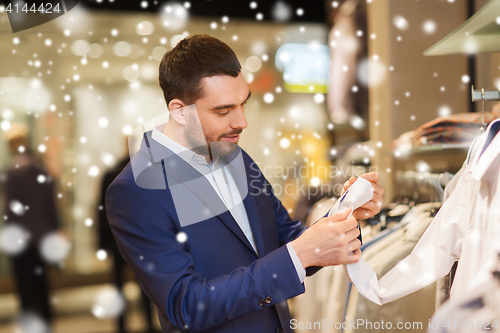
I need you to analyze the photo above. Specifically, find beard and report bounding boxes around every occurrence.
[184,117,242,159]
[185,119,209,156]
[210,129,243,158]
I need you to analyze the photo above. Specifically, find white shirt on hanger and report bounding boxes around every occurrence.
[345,118,500,305]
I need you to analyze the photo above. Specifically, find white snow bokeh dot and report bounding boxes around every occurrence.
[263,93,274,104]
[98,117,109,128]
[10,200,26,216]
[313,94,325,104]
[176,231,188,243]
[438,105,452,117]
[0,224,30,255]
[88,166,100,177]
[279,138,290,149]
[416,161,431,173]
[39,232,71,263]
[91,286,125,319]
[272,1,292,21]
[393,15,409,31]
[96,249,108,261]
[84,218,93,227]
[422,20,437,34]
[16,312,49,333]
[357,58,386,87]
[350,115,365,130]
[161,3,189,31]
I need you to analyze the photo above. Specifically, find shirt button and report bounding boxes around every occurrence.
[258,300,265,307]
[265,296,272,304]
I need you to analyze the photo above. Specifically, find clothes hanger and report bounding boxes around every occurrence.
[471,84,500,132]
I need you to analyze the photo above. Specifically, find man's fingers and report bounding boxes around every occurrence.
[345,248,362,264]
[327,208,352,223]
[360,201,380,215]
[348,238,362,252]
[338,216,358,232]
[343,177,357,192]
[372,183,384,196]
[359,172,379,183]
[344,225,361,241]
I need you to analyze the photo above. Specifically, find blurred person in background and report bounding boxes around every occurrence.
[98,136,156,333]
[3,122,60,332]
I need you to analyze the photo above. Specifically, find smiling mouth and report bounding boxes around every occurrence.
[221,135,239,143]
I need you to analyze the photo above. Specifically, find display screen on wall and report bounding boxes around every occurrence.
[275,43,330,94]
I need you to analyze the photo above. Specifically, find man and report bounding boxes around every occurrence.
[105,34,383,333]
[3,122,59,331]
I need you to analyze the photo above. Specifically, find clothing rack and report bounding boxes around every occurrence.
[394,170,453,204]
[471,85,500,131]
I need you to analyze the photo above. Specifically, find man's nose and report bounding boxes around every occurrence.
[231,107,247,130]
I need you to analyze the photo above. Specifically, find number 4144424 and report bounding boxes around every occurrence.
[6,2,62,14]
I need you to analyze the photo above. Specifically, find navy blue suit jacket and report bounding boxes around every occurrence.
[105,131,320,333]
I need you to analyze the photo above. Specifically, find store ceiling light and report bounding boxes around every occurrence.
[170,34,186,48]
[141,64,157,81]
[161,2,189,31]
[88,43,103,58]
[136,21,155,36]
[272,1,292,22]
[113,41,132,57]
[128,44,143,59]
[250,40,267,56]
[152,46,168,61]
[123,65,140,82]
[245,56,262,72]
[71,39,90,56]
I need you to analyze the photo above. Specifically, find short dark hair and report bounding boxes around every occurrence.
[159,34,242,107]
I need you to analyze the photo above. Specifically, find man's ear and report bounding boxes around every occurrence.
[168,99,188,125]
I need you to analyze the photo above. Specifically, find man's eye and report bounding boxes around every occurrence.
[218,110,229,116]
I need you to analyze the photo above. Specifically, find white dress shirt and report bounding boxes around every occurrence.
[151,126,306,283]
[345,119,500,305]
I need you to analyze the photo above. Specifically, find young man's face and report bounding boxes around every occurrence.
[194,72,251,157]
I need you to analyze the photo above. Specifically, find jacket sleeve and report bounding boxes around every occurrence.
[106,179,305,333]
[245,157,323,277]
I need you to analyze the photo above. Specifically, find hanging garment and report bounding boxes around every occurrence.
[427,271,500,333]
[414,111,500,147]
[321,220,404,333]
[344,204,440,333]
[345,119,500,305]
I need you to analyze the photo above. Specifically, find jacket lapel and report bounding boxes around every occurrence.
[221,147,265,258]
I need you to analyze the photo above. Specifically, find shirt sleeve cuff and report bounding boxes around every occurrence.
[286,242,306,283]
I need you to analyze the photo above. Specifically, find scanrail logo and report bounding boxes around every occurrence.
[5,0,79,33]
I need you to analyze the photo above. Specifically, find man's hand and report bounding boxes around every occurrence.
[342,172,384,220]
[291,209,361,268]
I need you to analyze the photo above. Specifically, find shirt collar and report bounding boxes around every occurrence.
[470,118,500,181]
[151,125,211,167]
